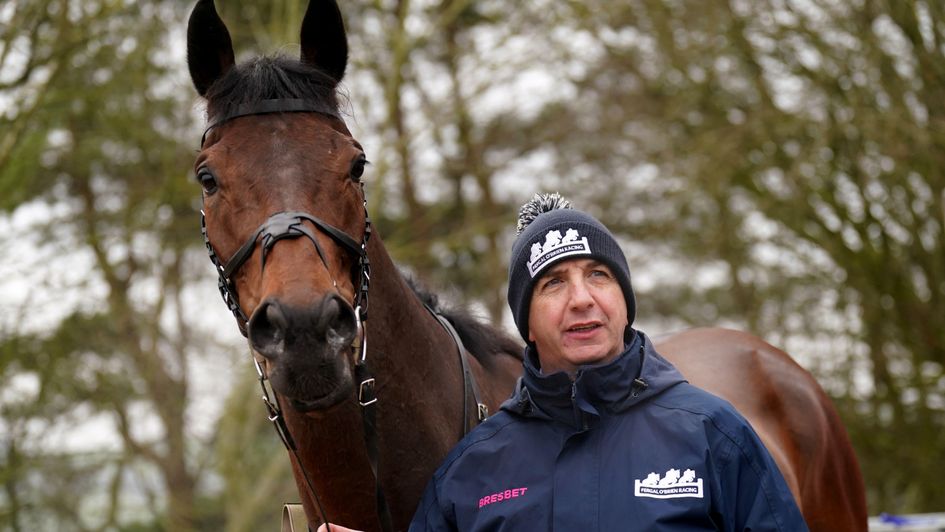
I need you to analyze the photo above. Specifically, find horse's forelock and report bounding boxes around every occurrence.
[203,55,341,121]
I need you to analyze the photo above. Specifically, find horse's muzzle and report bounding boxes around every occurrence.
[249,293,357,359]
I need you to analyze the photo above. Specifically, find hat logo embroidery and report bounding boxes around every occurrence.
[634,468,704,499]
[527,228,592,278]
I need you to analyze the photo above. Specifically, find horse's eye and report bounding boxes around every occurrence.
[196,167,218,194]
[350,154,368,181]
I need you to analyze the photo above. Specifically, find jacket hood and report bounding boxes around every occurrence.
[501,330,687,427]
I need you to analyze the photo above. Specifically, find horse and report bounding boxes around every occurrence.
[186,1,522,528]
[185,1,867,530]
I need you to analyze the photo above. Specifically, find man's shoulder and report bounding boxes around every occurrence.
[647,381,753,436]
[647,382,776,466]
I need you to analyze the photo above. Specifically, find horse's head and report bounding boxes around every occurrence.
[187,0,367,411]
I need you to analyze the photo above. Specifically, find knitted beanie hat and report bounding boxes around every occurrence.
[507,193,636,343]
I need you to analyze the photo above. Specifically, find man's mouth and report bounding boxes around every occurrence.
[567,323,600,332]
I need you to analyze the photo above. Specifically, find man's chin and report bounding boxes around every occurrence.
[537,344,623,374]
[571,346,623,368]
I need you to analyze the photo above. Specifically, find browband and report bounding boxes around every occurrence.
[201,98,342,146]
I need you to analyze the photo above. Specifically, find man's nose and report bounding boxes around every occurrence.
[568,279,595,309]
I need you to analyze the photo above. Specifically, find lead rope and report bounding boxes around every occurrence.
[254,358,334,529]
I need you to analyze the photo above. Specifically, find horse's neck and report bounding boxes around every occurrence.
[361,234,466,441]
[283,234,465,528]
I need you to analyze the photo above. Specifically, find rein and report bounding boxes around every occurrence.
[198,98,485,531]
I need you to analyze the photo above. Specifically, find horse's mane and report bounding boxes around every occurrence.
[407,277,524,366]
[203,55,341,121]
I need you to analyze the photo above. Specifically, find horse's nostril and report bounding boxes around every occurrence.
[318,294,357,348]
[249,300,287,357]
[251,295,356,357]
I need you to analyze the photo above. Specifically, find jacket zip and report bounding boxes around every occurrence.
[571,377,589,431]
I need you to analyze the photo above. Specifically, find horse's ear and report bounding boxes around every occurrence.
[299,0,348,84]
[187,0,235,97]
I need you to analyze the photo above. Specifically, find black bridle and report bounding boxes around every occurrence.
[201,209,371,338]
[198,98,485,532]
[199,97,371,340]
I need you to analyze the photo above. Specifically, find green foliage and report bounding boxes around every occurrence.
[0,128,48,211]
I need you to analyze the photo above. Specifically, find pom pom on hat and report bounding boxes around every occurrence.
[516,192,572,235]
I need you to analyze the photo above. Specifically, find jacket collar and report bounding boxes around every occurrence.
[501,330,686,427]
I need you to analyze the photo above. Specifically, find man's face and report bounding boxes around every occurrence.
[527,258,628,375]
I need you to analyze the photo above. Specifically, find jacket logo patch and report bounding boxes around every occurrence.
[478,486,528,508]
[634,468,704,499]
[527,228,591,278]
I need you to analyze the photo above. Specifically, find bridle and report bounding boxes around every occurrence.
[197,98,485,532]
[199,97,372,342]
[201,209,371,340]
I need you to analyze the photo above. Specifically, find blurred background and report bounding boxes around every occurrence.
[1,0,943,529]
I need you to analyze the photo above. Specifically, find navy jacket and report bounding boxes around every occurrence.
[409,330,808,531]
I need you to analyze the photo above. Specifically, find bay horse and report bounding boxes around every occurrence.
[186,1,867,530]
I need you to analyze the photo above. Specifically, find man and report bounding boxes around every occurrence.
[323,193,807,531]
